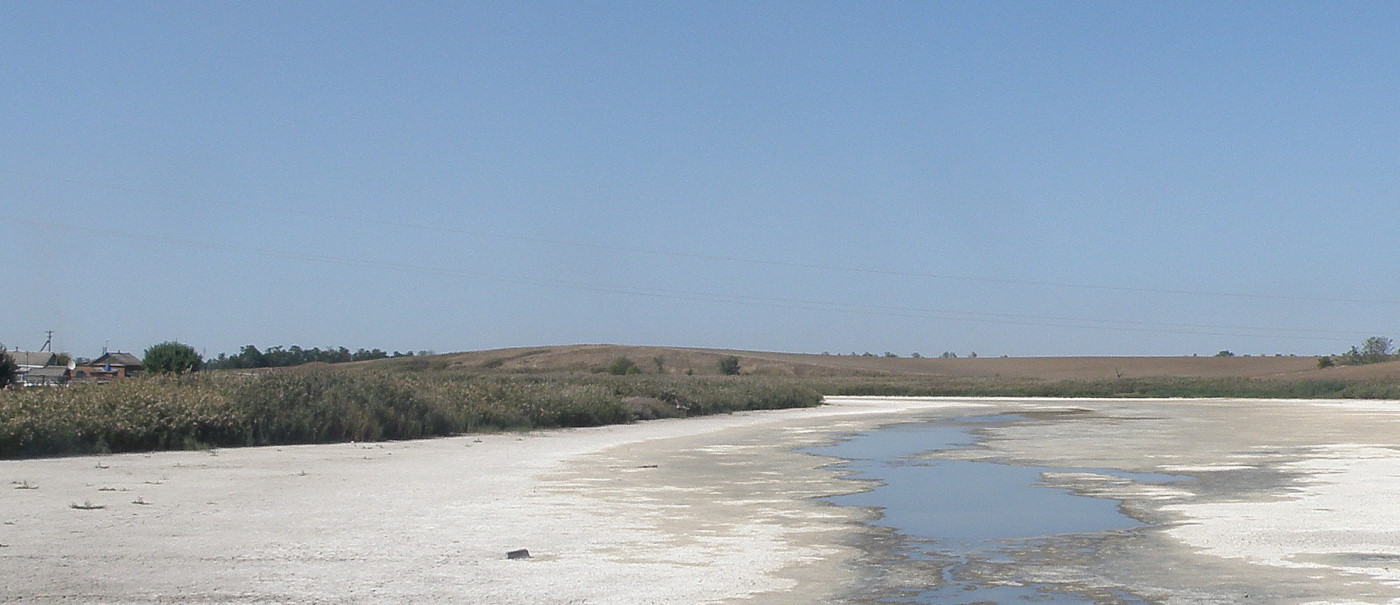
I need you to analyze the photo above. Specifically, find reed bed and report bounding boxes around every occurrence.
[7,366,1393,459]
[0,369,821,458]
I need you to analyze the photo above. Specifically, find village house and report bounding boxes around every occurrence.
[74,352,143,383]
[10,350,55,373]
[8,350,60,386]
[23,365,71,387]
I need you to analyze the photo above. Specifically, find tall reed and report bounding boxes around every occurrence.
[0,369,821,458]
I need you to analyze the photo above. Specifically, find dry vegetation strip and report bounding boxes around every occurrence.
[0,369,822,459]
[4,358,1399,459]
[800,375,1400,400]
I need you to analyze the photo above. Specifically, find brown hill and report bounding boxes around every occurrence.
[386,344,1363,382]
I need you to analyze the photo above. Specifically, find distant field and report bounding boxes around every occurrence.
[404,343,1400,382]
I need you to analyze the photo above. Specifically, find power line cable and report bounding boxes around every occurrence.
[3,216,1370,343]
[5,168,1398,307]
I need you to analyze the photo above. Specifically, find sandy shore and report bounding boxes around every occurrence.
[5,396,1400,603]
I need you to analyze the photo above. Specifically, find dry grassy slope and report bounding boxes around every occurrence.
[1309,359,1400,381]
[381,344,1395,381]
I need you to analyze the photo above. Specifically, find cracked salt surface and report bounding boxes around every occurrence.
[1166,443,1400,589]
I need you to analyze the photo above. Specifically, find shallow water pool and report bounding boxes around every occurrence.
[809,415,1174,603]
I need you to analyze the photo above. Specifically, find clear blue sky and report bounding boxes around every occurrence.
[3,2,1397,358]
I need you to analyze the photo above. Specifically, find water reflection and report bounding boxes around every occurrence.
[810,415,1171,604]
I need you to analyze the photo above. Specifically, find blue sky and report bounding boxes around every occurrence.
[3,2,1397,358]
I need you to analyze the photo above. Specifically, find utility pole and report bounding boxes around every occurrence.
[40,331,53,352]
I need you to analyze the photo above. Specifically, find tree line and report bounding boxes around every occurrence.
[1318,336,1395,368]
[1,341,435,381]
[203,345,429,370]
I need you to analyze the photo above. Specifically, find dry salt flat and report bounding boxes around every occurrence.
[4,396,1400,603]
[0,397,969,604]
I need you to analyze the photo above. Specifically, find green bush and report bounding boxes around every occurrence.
[607,357,640,375]
[143,341,203,374]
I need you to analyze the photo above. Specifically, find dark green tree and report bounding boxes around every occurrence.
[1361,336,1394,364]
[143,341,203,374]
[0,344,17,388]
[238,344,268,368]
[717,355,741,375]
[1342,346,1365,365]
